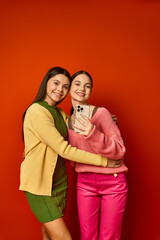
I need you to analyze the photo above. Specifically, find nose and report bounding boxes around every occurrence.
[80,85,85,91]
[57,84,63,92]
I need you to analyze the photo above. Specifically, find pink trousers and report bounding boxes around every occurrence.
[77,172,128,240]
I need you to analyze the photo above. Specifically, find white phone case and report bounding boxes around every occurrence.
[74,105,90,133]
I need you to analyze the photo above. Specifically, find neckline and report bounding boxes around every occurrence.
[41,100,57,108]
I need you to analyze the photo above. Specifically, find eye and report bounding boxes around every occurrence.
[74,82,80,86]
[63,86,69,90]
[53,82,59,85]
[86,85,91,89]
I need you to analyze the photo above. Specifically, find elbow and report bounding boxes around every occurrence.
[117,146,126,159]
[109,142,126,159]
[100,144,126,159]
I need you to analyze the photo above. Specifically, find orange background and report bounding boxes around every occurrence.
[0,0,160,239]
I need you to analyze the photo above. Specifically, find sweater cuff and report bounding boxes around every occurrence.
[84,125,97,140]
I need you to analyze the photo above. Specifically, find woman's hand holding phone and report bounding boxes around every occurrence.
[74,115,94,136]
[74,105,93,136]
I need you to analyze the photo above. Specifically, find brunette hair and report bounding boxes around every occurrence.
[22,67,71,120]
[33,67,71,104]
[22,67,71,140]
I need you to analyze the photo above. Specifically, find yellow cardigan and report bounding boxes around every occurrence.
[19,103,107,196]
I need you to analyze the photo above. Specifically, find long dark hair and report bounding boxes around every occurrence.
[70,71,93,115]
[22,67,71,120]
[22,67,71,141]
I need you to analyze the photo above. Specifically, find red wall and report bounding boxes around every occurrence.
[1,0,160,239]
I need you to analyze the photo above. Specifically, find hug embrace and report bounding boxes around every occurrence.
[19,67,128,240]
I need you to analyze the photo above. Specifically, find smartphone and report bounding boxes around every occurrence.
[74,105,90,133]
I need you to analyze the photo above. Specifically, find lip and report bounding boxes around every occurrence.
[53,92,63,98]
[76,92,85,96]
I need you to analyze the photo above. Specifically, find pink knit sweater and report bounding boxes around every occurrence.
[67,107,128,174]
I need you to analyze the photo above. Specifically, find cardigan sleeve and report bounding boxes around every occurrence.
[24,104,107,167]
[84,108,126,159]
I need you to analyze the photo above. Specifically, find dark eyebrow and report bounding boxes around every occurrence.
[85,83,92,85]
[53,79,69,86]
[74,80,92,85]
[53,79,60,83]
[74,80,81,83]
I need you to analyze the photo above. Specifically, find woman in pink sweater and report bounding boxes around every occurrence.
[67,71,128,240]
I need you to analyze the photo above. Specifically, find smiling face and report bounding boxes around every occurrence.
[44,74,70,106]
[69,74,92,104]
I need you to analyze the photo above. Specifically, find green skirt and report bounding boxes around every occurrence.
[25,156,68,223]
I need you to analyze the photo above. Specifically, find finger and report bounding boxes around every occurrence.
[76,117,87,126]
[73,124,85,132]
[114,162,122,167]
[112,114,118,123]
[114,165,121,168]
[115,160,122,165]
[81,115,92,125]
[113,161,122,167]
[113,117,118,122]
[116,159,121,163]
[81,114,90,121]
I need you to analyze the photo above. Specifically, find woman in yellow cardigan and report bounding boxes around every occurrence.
[19,67,121,240]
